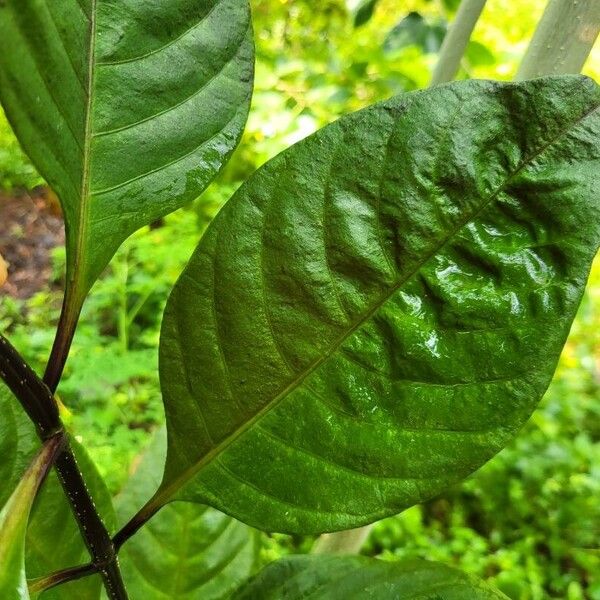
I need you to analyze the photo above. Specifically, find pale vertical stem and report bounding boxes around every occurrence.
[516,0,600,80]
[311,525,374,555]
[431,0,488,85]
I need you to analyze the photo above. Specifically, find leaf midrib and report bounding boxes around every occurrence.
[73,0,97,295]
[157,100,599,507]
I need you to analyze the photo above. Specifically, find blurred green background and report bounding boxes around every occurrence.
[0,1,599,598]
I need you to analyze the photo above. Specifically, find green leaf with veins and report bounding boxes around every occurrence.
[115,428,259,599]
[155,76,600,534]
[0,385,116,600]
[233,556,509,599]
[0,0,254,300]
[0,438,62,600]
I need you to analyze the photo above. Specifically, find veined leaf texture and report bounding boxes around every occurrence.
[158,76,600,533]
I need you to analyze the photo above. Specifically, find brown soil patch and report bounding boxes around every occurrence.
[0,188,64,299]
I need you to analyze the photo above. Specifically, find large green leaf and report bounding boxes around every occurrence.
[156,76,600,534]
[0,385,116,600]
[0,0,254,298]
[233,556,508,599]
[0,438,62,600]
[115,428,259,599]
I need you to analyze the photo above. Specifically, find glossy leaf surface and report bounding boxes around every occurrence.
[233,556,508,599]
[0,438,61,600]
[116,429,259,599]
[0,0,254,297]
[0,385,116,600]
[158,76,600,533]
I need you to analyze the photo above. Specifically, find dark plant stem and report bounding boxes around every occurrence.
[0,336,61,440]
[0,334,129,600]
[113,500,160,551]
[29,563,97,595]
[43,289,82,393]
[54,440,128,598]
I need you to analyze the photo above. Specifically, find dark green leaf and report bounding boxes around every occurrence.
[354,0,379,28]
[0,385,116,600]
[0,0,254,298]
[0,438,61,600]
[384,12,447,54]
[233,556,508,599]
[116,429,259,599]
[157,76,600,534]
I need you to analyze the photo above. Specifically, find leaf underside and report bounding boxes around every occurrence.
[0,385,115,600]
[0,0,254,295]
[158,76,600,534]
[233,556,509,599]
[116,429,259,600]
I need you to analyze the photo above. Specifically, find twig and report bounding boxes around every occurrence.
[0,334,129,599]
[28,563,97,595]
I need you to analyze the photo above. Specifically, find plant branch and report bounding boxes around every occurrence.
[54,442,128,598]
[44,287,83,394]
[431,0,488,85]
[28,563,97,595]
[0,334,129,600]
[0,336,61,440]
[516,0,599,80]
[113,498,161,551]
[43,287,84,393]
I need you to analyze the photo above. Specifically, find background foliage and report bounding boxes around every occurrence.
[0,1,598,599]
